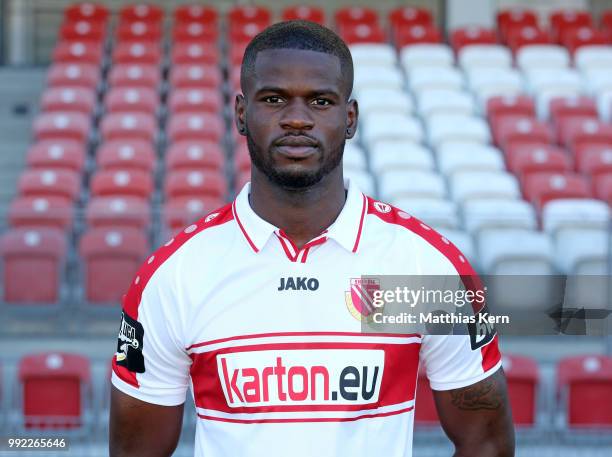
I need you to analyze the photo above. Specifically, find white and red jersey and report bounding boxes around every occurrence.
[111,180,502,457]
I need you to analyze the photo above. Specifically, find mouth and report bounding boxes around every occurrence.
[273,137,319,159]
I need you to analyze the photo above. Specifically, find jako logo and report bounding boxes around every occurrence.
[217,349,384,407]
[277,277,319,291]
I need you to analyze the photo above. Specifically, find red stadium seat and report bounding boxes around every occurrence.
[172,22,218,44]
[86,196,150,230]
[235,170,250,191]
[90,169,154,199]
[575,144,612,177]
[169,64,222,89]
[104,87,159,114]
[593,172,612,204]
[395,25,442,47]
[113,42,161,65]
[33,112,90,143]
[79,227,148,303]
[171,42,219,65]
[99,112,157,142]
[116,21,162,43]
[414,370,439,425]
[166,141,224,172]
[496,8,538,43]
[506,144,571,178]
[65,3,109,24]
[47,63,99,90]
[230,43,249,67]
[18,353,91,428]
[229,22,268,44]
[8,196,74,230]
[174,4,218,25]
[41,87,96,115]
[164,196,224,232]
[486,95,536,124]
[507,26,552,52]
[119,4,164,24]
[234,141,251,173]
[59,20,105,43]
[558,117,612,150]
[549,96,598,125]
[166,113,224,144]
[0,228,66,303]
[492,115,554,149]
[603,10,612,33]
[165,170,226,200]
[108,64,160,90]
[167,88,223,114]
[450,26,498,51]
[335,7,379,28]
[561,26,609,54]
[549,9,593,43]
[18,169,81,202]
[96,139,156,172]
[557,355,612,427]
[26,140,86,173]
[522,172,591,208]
[341,24,386,44]
[282,6,325,24]
[503,355,539,427]
[228,5,271,27]
[52,41,103,64]
[389,7,433,32]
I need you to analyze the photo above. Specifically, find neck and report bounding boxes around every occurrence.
[249,167,346,249]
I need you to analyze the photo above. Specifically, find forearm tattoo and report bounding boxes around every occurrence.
[450,370,505,411]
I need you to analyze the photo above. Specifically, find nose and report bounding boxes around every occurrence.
[279,99,314,131]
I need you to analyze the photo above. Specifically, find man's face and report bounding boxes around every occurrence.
[236,49,358,189]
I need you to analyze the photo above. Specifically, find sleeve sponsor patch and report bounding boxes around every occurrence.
[115,311,145,373]
[467,305,497,350]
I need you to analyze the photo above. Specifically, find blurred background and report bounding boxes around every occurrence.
[0,0,611,455]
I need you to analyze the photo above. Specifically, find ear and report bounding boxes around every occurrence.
[345,99,359,139]
[234,93,247,136]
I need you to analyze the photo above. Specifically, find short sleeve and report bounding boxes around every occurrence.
[111,264,191,406]
[420,331,502,391]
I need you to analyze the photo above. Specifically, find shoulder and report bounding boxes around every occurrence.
[122,203,234,318]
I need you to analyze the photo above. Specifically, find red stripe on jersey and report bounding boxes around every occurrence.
[197,406,414,423]
[111,203,234,388]
[232,201,259,252]
[365,197,501,373]
[352,194,368,252]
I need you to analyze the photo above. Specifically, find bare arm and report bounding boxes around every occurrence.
[109,385,185,457]
[433,368,515,457]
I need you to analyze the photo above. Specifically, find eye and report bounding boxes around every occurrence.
[311,98,332,106]
[262,96,284,104]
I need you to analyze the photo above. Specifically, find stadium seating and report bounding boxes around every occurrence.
[557,356,612,427]
[90,169,154,200]
[26,140,86,173]
[86,197,151,230]
[8,196,74,230]
[503,355,539,427]
[18,169,81,202]
[282,5,325,24]
[18,352,91,429]
[96,140,156,173]
[414,371,439,425]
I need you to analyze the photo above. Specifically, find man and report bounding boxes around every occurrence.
[110,21,515,457]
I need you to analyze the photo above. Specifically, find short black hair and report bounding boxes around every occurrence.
[240,20,354,99]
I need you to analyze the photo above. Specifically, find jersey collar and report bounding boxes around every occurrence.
[232,179,368,254]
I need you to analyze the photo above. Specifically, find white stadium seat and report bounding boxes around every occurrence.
[391,198,459,229]
[378,170,446,201]
[466,68,524,106]
[435,228,477,267]
[437,144,504,176]
[450,171,521,203]
[478,229,555,274]
[525,69,584,96]
[346,170,375,196]
[597,89,612,122]
[350,43,398,67]
[574,45,612,72]
[536,89,585,120]
[400,44,454,69]
[417,89,476,118]
[353,66,404,91]
[361,114,424,148]
[407,67,464,93]
[343,144,367,171]
[516,45,571,70]
[426,114,491,147]
[542,199,611,235]
[583,68,612,95]
[555,228,611,274]
[462,199,537,233]
[357,89,414,116]
[458,45,512,70]
[369,141,434,174]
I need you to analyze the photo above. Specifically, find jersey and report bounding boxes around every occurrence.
[111,180,502,457]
